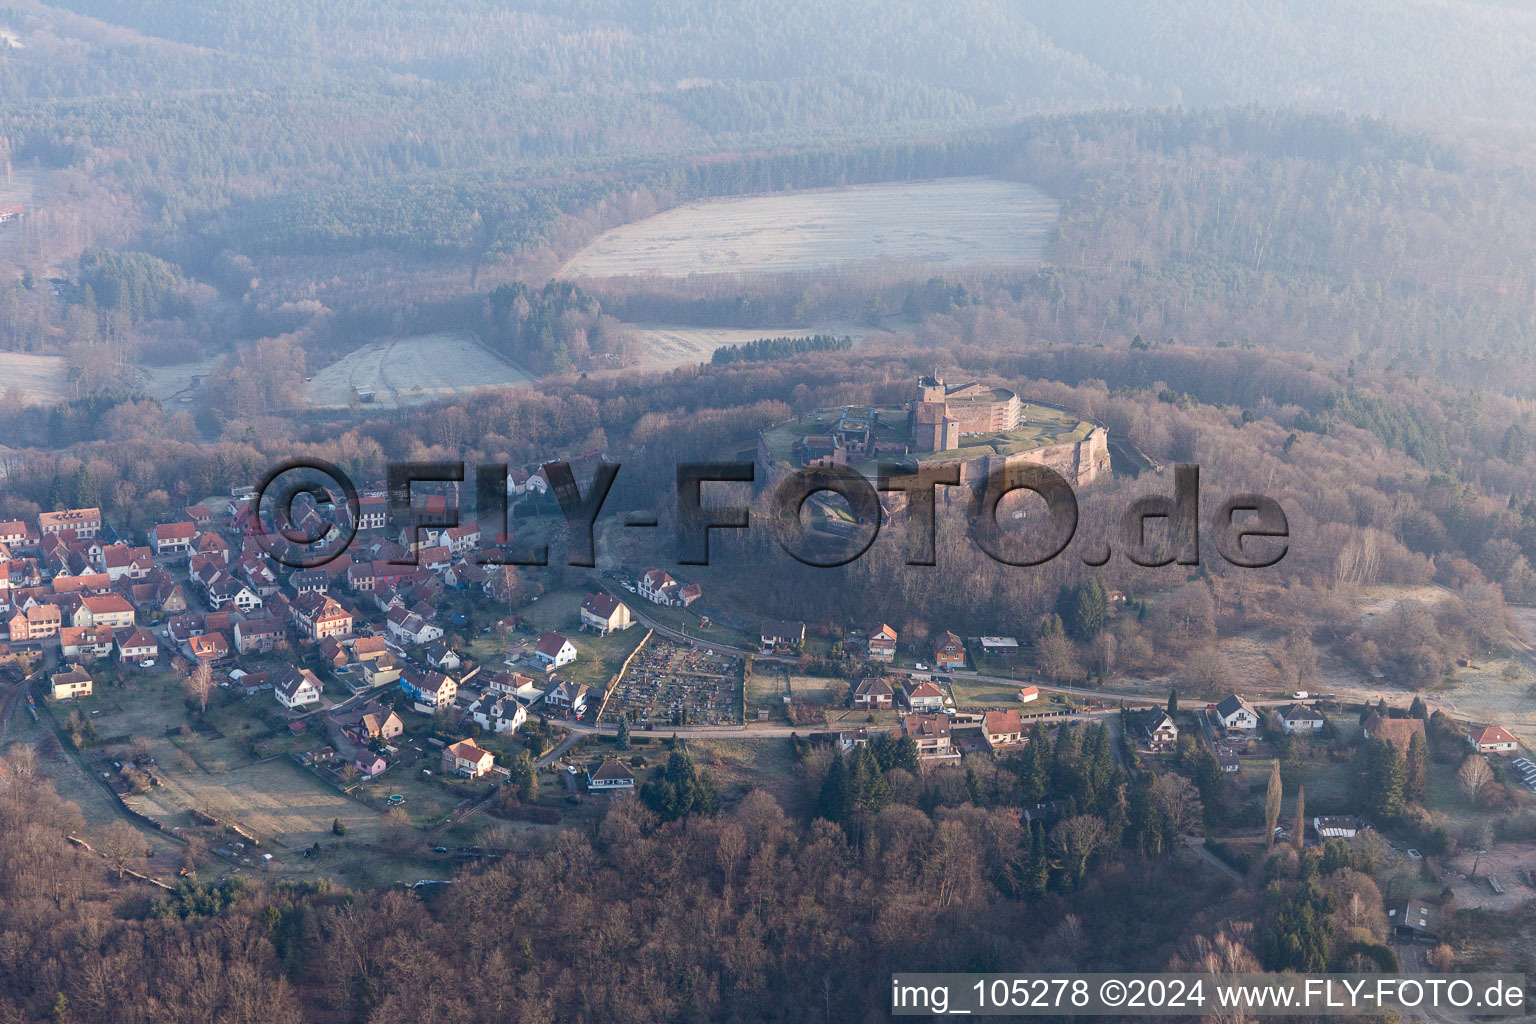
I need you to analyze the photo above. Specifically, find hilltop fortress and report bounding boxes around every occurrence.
[756,375,1110,500]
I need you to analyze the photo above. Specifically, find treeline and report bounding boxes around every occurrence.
[75,249,190,323]
[483,279,631,373]
[711,334,851,366]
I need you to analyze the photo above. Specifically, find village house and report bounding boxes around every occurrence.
[10,602,62,642]
[72,594,135,631]
[442,739,495,778]
[837,727,873,753]
[38,508,101,539]
[1468,724,1520,755]
[903,678,946,713]
[152,521,197,556]
[444,561,488,590]
[399,667,457,709]
[932,631,966,670]
[421,642,462,672]
[760,619,805,651]
[1278,703,1326,735]
[356,496,388,532]
[100,544,150,581]
[1017,685,1039,705]
[385,607,443,645]
[580,592,633,635]
[208,579,263,614]
[587,758,636,791]
[638,568,701,607]
[867,623,897,662]
[444,523,480,553]
[59,624,116,660]
[1214,694,1260,731]
[187,631,232,666]
[0,521,29,549]
[903,713,954,757]
[1389,902,1439,944]
[416,545,453,573]
[194,532,230,564]
[233,616,284,655]
[853,676,895,709]
[1312,815,1362,840]
[346,562,377,591]
[467,694,527,735]
[292,592,353,640]
[233,670,272,697]
[545,679,591,717]
[305,641,342,676]
[359,654,403,687]
[1139,707,1179,750]
[353,753,388,779]
[273,666,324,709]
[1362,711,1425,754]
[349,636,390,663]
[164,613,205,647]
[116,627,159,667]
[485,671,543,704]
[341,701,405,744]
[534,631,578,670]
[288,569,329,596]
[982,709,1025,751]
[50,665,93,701]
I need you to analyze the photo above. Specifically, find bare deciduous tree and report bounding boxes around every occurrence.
[1457,755,1492,801]
[184,660,213,716]
[100,821,144,879]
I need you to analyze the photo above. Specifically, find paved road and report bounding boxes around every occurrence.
[596,577,1321,712]
[1394,942,1536,1024]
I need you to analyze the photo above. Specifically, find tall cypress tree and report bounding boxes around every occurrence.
[819,752,850,823]
[1265,759,1283,845]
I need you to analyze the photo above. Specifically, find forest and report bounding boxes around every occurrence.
[1,713,1456,1023]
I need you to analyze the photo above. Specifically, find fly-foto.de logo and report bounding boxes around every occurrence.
[251,459,1288,571]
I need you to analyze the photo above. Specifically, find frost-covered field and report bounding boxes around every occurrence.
[561,177,1058,279]
[305,331,532,408]
[0,352,67,404]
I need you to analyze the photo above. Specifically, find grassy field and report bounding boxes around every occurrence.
[304,330,532,408]
[560,177,1058,279]
[686,737,801,808]
[623,322,873,373]
[0,352,67,405]
[129,356,222,404]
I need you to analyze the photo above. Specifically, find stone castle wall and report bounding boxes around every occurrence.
[755,424,1110,508]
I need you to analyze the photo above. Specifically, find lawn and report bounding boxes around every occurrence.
[1233,755,1353,816]
[950,675,1071,710]
[787,674,847,706]
[484,588,649,689]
